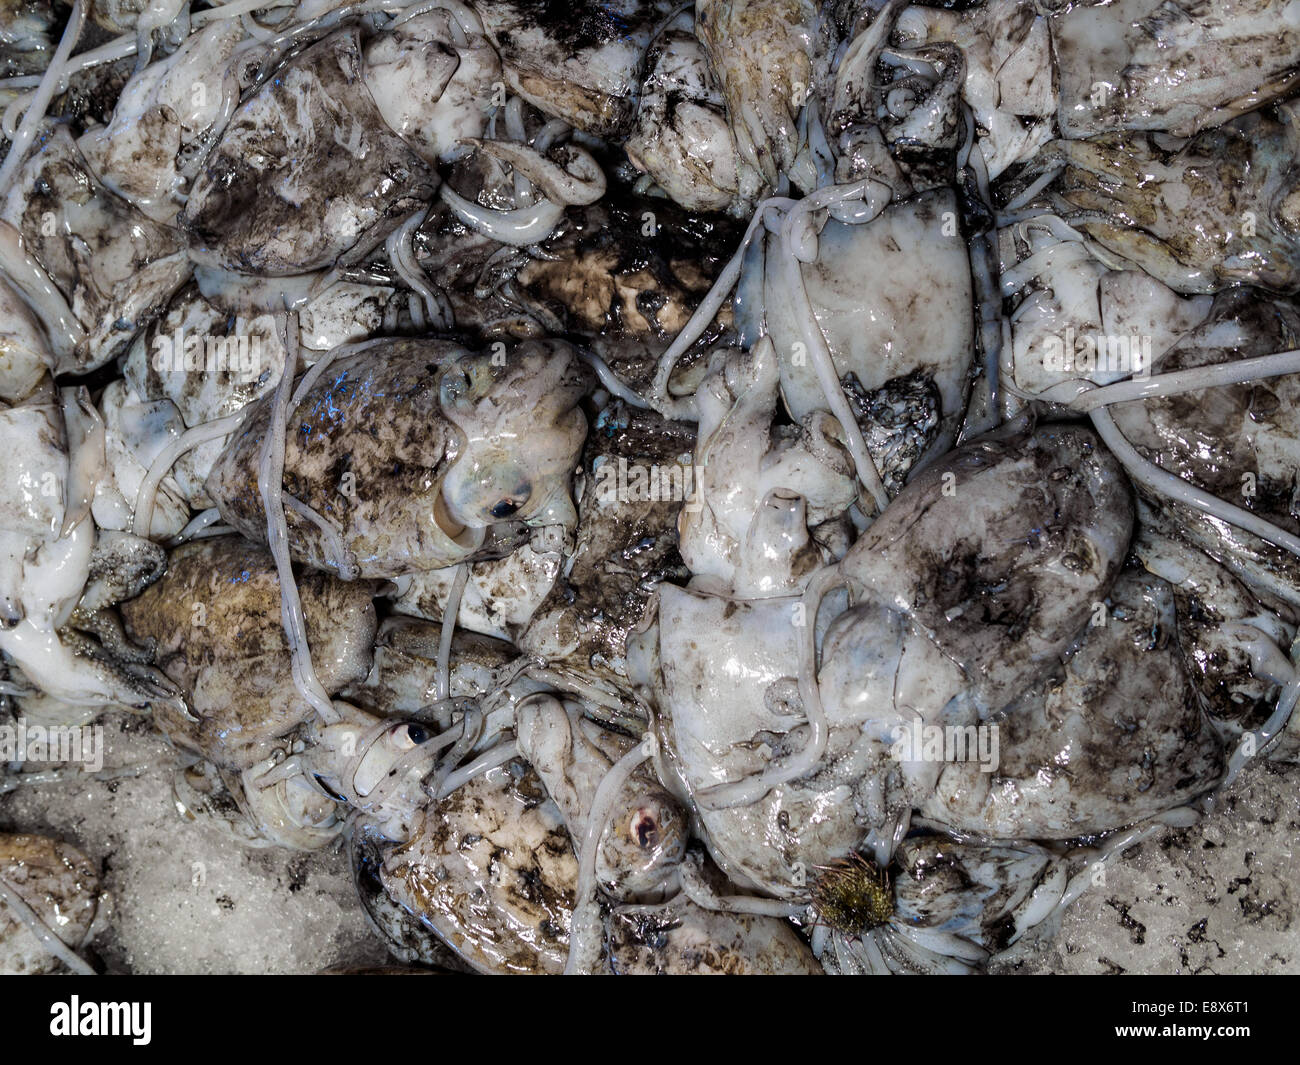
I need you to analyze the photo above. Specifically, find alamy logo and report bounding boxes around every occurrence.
[889,717,999,774]
[49,997,151,1045]
[592,457,704,513]
[1042,328,1152,378]
[0,723,103,772]
[151,325,265,381]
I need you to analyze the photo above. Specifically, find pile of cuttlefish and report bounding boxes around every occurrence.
[3,0,1300,974]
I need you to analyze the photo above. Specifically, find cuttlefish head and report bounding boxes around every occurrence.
[437,339,591,535]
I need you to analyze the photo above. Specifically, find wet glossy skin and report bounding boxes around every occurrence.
[0,382,189,725]
[92,379,190,538]
[362,9,501,167]
[678,339,855,594]
[839,422,1135,712]
[608,887,822,973]
[377,757,817,973]
[0,0,55,79]
[379,761,577,975]
[519,404,692,702]
[120,536,379,768]
[181,28,438,276]
[625,18,746,213]
[8,0,1300,979]
[922,566,1226,838]
[1052,0,1300,137]
[633,421,1140,898]
[1110,290,1300,534]
[515,695,688,899]
[695,0,820,190]
[387,541,563,644]
[2,126,190,373]
[897,0,1055,179]
[1051,111,1300,294]
[0,273,50,403]
[631,587,867,897]
[77,21,245,224]
[902,0,1300,169]
[206,337,590,578]
[1002,222,1213,401]
[472,0,674,137]
[746,189,975,476]
[341,614,521,718]
[1138,517,1299,755]
[89,0,183,34]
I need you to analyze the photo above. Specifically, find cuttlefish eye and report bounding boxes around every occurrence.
[439,360,497,408]
[445,463,533,527]
[483,478,532,522]
[388,722,430,751]
[598,791,687,898]
[439,365,472,405]
[629,807,660,851]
